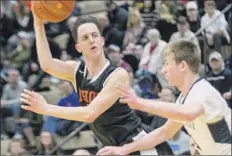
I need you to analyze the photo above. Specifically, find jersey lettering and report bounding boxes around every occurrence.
[79,88,98,103]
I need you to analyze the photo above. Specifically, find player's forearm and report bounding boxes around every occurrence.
[138,98,191,122]
[122,127,168,154]
[44,104,93,123]
[34,25,53,69]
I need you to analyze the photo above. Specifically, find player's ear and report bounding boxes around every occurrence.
[101,36,105,46]
[75,43,82,53]
[180,61,187,72]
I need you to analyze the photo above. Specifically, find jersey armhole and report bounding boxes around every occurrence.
[102,67,122,87]
[73,61,81,92]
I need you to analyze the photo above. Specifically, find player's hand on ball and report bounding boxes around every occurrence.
[97,146,126,155]
[20,89,48,114]
[31,3,44,26]
[116,84,141,110]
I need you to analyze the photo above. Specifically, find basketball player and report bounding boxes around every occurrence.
[20,4,173,155]
[97,40,231,155]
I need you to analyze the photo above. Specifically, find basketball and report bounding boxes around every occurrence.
[32,0,75,23]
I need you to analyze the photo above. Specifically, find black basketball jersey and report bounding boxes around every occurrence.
[74,60,141,146]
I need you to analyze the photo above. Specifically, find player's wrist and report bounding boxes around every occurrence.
[121,144,132,155]
[136,97,146,110]
[34,23,44,28]
[42,103,51,115]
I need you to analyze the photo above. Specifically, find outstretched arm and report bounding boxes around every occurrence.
[21,68,129,123]
[31,3,77,82]
[97,120,183,155]
[117,84,204,122]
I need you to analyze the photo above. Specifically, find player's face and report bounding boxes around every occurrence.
[75,23,104,59]
[162,54,184,87]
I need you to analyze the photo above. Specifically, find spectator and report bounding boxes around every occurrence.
[122,7,148,48]
[107,44,133,73]
[156,0,178,42]
[14,121,36,149]
[169,16,199,48]
[1,1,15,19]
[186,1,201,33]
[223,89,232,109]
[42,80,81,136]
[201,0,230,52]
[97,14,124,48]
[12,1,34,32]
[139,28,169,88]
[0,5,15,48]
[206,51,232,108]
[139,0,158,29]
[1,69,28,139]
[23,37,62,91]
[158,0,177,23]
[8,31,31,72]
[73,149,91,155]
[44,20,69,38]
[105,0,128,32]
[121,43,141,73]
[37,131,63,155]
[8,139,32,155]
[66,16,82,59]
[225,56,232,70]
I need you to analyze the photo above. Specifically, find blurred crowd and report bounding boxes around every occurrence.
[1,0,231,155]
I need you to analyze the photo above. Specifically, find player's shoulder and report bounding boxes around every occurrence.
[193,79,213,91]
[191,79,226,104]
[188,79,214,98]
[103,67,129,87]
[112,67,128,78]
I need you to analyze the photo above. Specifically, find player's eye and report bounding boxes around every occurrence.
[82,35,88,40]
[92,33,98,38]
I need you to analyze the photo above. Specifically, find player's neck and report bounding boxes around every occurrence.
[181,73,200,96]
[84,54,107,78]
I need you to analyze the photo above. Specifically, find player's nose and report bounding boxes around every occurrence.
[88,36,94,44]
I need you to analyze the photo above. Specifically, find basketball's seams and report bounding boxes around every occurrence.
[58,0,74,12]
[32,0,75,23]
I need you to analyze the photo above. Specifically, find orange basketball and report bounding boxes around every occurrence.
[32,0,75,23]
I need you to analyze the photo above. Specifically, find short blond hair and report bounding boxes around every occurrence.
[164,40,201,73]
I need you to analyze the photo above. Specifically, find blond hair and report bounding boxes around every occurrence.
[127,7,142,28]
[164,40,201,73]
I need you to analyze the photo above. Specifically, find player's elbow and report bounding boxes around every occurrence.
[85,111,97,123]
[85,116,95,123]
[40,65,50,72]
[179,112,197,122]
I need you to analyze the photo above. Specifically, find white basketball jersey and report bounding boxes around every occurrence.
[176,79,231,155]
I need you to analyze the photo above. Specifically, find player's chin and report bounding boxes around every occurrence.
[90,49,102,57]
[166,77,175,86]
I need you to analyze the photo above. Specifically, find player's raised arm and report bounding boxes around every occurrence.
[97,120,183,155]
[31,4,77,82]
